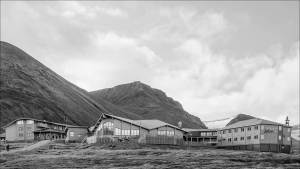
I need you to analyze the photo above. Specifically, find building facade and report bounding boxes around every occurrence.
[217,118,292,153]
[89,113,186,145]
[183,128,218,146]
[65,126,89,143]
[3,118,69,142]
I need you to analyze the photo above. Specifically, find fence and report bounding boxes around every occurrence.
[145,135,184,145]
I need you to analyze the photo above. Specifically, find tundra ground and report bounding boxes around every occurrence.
[0,143,299,169]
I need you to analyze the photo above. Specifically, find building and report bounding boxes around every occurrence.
[217,118,292,153]
[183,128,218,146]
[2,118,70,142]
[88,113,186,145]
[65,126,89,143]
[0,133,5,141]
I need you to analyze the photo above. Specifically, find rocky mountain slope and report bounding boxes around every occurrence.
[226,114,255,126]
[0,41,141,129]
[89,81,207,129]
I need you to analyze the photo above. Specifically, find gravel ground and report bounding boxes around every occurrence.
[0,143,299,169]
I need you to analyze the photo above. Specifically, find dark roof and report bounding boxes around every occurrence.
[222,118,291,130]
[2,117,78,129]
[92,113,186,133]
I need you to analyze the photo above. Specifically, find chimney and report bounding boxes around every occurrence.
[178,121,182,129]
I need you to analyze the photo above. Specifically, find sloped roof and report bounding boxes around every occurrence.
[222,118,291,130]
[92,113,186,132]
[2,117,77,128]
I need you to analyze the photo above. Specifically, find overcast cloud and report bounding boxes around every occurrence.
[1,1,299,126]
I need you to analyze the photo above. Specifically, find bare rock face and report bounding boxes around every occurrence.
[0,41,140,129]
[226,114,256,126]
[90,81,207,129]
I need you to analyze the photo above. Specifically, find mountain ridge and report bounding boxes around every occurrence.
[89,81,207,129]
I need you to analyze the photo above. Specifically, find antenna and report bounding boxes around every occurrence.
[285,116,290,126]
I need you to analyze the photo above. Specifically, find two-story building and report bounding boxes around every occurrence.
[183,128,218,146]
[2,118,81,142]
[217,118,292,153]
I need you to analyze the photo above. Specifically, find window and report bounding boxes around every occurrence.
[131,130,139,136]
[234,128,238,133]
[115,128,121,135]
[121,130,130,136]
[158,130,166,135]
[103,122,114,135]
[228,138,232,142]
[212,132,217,135]
[261,125,264,130]
[207,132,212,136]
[18,127,23,131]
[201,132,206,136]
[70,132,74,137]
[279,126,282,131]
[27,133,32,137]
[278,135,281,140]
[223,130,226,134]
[287,128,291,132]
[261,134,264,140]
[27,127,32,131]
[26,120,34,124]
[247,127,251,131]
[254,126,258,130]
[17,120,24,125]
[166,131,174,136]
[234,137,238,141]
[19,133,23,137]
[240,137,244,141]
[287,137,290,141]
[241,128,245,132]
[228,129,232,133]
[254,135,258,139]
[247,136,251,140]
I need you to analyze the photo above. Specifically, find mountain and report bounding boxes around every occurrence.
[0,41,141,131]
[226,114,255,126]
[89,81,207,129]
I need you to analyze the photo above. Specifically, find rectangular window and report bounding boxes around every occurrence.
[26,120,34,124]
[241,128,245,132]
[278,135,282,140]
[234,137,238,141]
[17,120,24,125]
[158,130,166,135]
[223,130,226,134]
[18,127,23,131]
[287,137,290,141]
[27,133,32,137]
[228,138,232,142]
[27,127,32,131]
[240,137,244,141]
[247,136,251,140]
[228,129,232,133]
[254,135,258,139]
[70,132,74,137]
[247,127,251,131]
[234,128,238,133]
[19,133,23,137]
[115,128,121,135]
[254,126,258,130]
[206,132,212,136]
[287,128,291,132]
[279,126,282,131]
[261,134,264,140]
[201,132,206,136]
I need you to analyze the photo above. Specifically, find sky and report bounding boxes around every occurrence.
[1,1,299,127]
